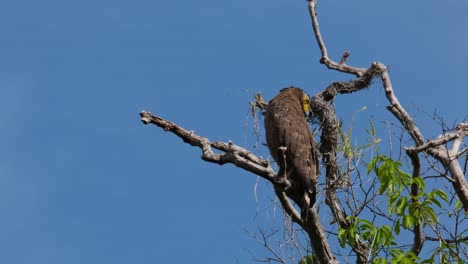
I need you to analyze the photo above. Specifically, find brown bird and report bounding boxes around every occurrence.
[264,87,319,215]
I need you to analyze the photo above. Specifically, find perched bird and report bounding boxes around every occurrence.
[264,87,319,215]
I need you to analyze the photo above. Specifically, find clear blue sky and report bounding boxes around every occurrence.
[0,0,467,263]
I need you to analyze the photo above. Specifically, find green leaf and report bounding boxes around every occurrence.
[421,255,435,264]
[370,119,376,138]
[367,156,378,174]
[337,228,347,248]
[372,258,387,264]
[359,219,374,230]
[422,206,437,224]
[408,202,422,220]
[411,177,426,191]
[433,189,448,202]
[390,248,405,258]
[406,251,419,260]
[398,170,412,185]
[394,221,401,235]
[299,255,314,264]
[402,215,415,229]
[387,180,396,194]
[359,219,375,241]
[395,197,408,216]
[379,177,390,195]
[430,196,442,208]
[376,225,393,247]
[441,252,449,263]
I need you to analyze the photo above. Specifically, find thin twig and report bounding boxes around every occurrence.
[308,0,367,77]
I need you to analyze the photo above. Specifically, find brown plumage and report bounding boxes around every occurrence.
[264,87,319,213]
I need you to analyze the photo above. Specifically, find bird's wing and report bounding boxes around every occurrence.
[284,115,317,194]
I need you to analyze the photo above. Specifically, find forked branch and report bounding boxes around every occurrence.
[141,1,467,263]
[140,110,337,263]
[308,0,367,77]
[307,0,468,212]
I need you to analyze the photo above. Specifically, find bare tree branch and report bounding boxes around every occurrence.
[426,235,468,244]
[306,2,468,262]
[140,110,338,264]
[251,69,384,262]
[274,187,303,226]
[142,1,468,262]
[308,0,367,77]
[307,0,468,212]
[402,121,468,211]
[140,111,276,181]
[242,228,288,264]
[451,123,468,156]
[406,133,459,154]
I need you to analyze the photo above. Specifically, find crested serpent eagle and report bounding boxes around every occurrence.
[264,87,319,214]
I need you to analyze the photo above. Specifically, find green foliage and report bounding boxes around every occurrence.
[373,249,421,263]
[365,119,382,150]
[338,216,394,253]
[334,122,464,263]
[367,155,449,230]
[373,250,423,264]
[340,119,381,158]
[299,255,313,264]
[364,154,461,263]
[421,242,467,264]
[367,155,412,196]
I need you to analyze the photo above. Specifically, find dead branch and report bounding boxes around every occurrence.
[307,0,468,212]
[402,121,468,211]
[310,82,369,263]
[141,0,467,262]
[242,228,288,264]
[250,62,383,262]
[140,110,337,264]
[406,133,460,154]
[308,0,367,77]
[248,38,383,264]
[426,235,468,244]
[140,111,276,181]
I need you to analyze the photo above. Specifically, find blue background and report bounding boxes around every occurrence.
[1,0,467,263]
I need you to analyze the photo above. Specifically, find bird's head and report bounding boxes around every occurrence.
[277,86,313,120]
[301,92,312,120]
